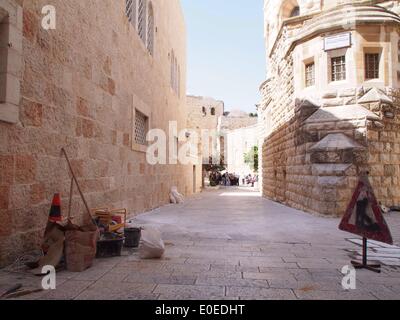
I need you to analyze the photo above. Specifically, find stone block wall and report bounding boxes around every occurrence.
[0,0,193,267]
[262,84,400,216]
[260,2,400,216]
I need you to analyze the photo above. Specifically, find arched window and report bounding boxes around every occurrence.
[125,0,137,27]
[280,0,300,22]
[290,6,300,17]
[147,2,154,55]
[137,0,147,44]
[211,108,216,116]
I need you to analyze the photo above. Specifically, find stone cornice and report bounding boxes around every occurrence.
[269,4,400,59]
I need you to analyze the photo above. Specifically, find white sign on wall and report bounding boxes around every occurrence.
[324,33,352,51]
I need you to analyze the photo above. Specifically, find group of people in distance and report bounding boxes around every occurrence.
[209,171,258,187]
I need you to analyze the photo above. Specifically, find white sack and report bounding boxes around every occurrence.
[169,186,184,204]
[139,227,165,259]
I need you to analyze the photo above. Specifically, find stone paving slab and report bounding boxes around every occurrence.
[226,286,296,300]
[1,187,400,300]
[153,284,225,298]
[195,276,270,288]
[293,289,376,300]
[75,282,157,300]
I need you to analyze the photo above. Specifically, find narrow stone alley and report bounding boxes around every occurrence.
[2,188,400,300]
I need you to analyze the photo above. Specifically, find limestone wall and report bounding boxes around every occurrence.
[186,95,224,131]
[0,0,193,266]
[260,2,400,216]
[226,125,259,177]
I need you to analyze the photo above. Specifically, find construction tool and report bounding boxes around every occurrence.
[61,148,97,226]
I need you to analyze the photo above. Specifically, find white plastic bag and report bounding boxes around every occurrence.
[169,186,184,204]
[139,227,165,259]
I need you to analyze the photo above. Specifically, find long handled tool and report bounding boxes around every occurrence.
[61,148,97,226]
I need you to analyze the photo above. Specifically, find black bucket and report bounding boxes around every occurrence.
[124,227,142,248]
[96,233,124,258]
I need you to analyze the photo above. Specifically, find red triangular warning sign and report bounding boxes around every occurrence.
[339,176,393,245]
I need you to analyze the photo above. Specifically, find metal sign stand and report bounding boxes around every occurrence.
[351,237,381,273]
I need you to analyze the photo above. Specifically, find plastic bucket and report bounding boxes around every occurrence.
[96,233,124,258]
[124,227,142,248]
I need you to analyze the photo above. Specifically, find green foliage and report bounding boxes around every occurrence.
[244,146,259,172]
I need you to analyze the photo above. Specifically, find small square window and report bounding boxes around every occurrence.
[134,109,148,146]
[365,53,380,80]
[305,62,315,87]
[331,56,346,82]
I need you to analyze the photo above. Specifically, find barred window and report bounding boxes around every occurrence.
[138,0,146,44]
[147,2,154,55]
[365,53,379,79]
[305,62,315,87]
[170,50,180,95]
[134,110,148,146]
[125,0,136,27]
[331,56,346,81]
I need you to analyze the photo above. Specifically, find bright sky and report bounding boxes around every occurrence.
[181,0,266,113]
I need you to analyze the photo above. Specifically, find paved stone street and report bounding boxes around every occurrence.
[1,187,400,300]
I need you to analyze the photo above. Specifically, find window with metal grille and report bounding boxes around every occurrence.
[137,0,146,44]
[125,0,136,27]
[147,3,154,55]
[365,53,380,79]
[305,62,315,87]
[134,110,148,146]
[331,56,346,81]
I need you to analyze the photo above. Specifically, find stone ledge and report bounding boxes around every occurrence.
[358,87,393,104]
[310,133,365,152]
[0,102,18,124]
[304,105,380,124]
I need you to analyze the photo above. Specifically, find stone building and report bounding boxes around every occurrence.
[259,0,400,216]
[186,95,224,189]
[219,109,258,132]
[186,95,259,187]
[0,0,194,266]
[226,124,259,179]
